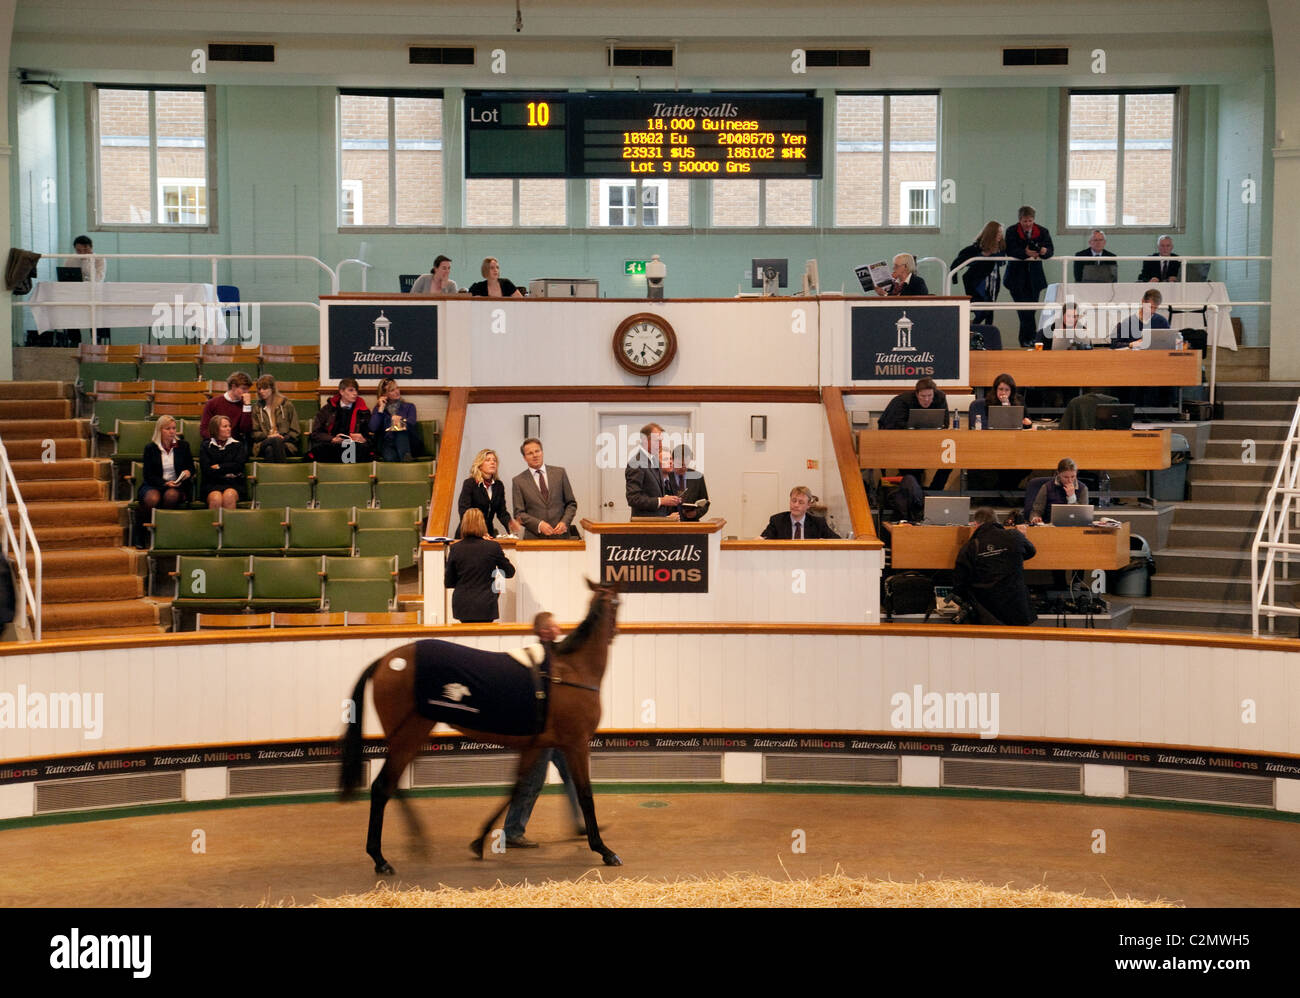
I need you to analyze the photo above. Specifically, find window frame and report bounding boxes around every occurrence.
[1057,86,1187,236]
[596,178,672,227]
[337,87,445,232]
[88,84,218,234]
[832,89,942,232]
[157,177,208,225]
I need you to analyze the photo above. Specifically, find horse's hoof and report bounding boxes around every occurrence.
[469,838,485,859]
[603,853,623,867]
[375,861,395,875]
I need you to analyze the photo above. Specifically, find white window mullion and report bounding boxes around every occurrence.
[148,91,159,225]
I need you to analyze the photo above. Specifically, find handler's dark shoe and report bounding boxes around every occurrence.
[506,835,539,848]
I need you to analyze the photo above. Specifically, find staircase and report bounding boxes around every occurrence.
[0,382,167,638]
[1123,379,1296,633]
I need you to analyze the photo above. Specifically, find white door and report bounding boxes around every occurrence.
[741,471,781,538]
[597,412,692,521]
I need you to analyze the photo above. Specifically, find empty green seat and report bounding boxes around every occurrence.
[138,361,200,382]
[252,461,313,508]
[77,361,138,399]
[375,460,434,509]
[286,507,353,556]
[313,461,374,509]
[290,397,320,428]
[416,419,439,460]
[171,556,251,628]
[324,555,398,613]
[354,506,422,570]
[249,555,323,611]
[220,507,287,555]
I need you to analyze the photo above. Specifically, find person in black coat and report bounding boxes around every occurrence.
[950,221,1005,324]
[625,422,679,517]
[954,507,1037,625]
[1004,205,1055,347]
[200,415,249,510]
[1137,235,1181,282]
[761,486,840,539]
[878,377,952,492]
[444,508,516,623]
[135,415,195,547]
[457,447,514,537]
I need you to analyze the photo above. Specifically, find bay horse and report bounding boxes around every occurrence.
[340,579,622,873]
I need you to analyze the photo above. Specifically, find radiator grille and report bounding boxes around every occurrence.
[942,759,1083,793]
[589,752,721,782]
[411,754,516,788]
[1126,768,1274,808]
[227,763,342,797]
[35,771,183,814]
[764,753,898,785]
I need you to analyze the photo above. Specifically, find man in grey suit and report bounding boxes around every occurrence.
[511,437,578,539]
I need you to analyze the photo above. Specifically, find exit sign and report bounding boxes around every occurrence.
[624,260,647,276]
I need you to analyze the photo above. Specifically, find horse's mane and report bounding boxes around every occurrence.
[553,591,606,656]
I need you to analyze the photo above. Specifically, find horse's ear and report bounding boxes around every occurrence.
[585,576,598,591]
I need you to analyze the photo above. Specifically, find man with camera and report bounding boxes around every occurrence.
[1004,205,1055,348]
[953,507,1037,625]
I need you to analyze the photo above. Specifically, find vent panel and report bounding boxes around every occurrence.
[227,763,341,797]
[943,759,1082,793]
[409,46,475,66]
[765,753,897,784]
[1127,768,1273,808]
[35,772,183,814]
[1003,47,1069,67]
[209,43,276,63]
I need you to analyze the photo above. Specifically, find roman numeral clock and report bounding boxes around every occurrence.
[613,312,678,377]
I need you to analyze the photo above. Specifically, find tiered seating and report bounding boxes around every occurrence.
[87,381,151,433]
[150,380,209,420]
[138,345,201,382]
[260,344,321,382]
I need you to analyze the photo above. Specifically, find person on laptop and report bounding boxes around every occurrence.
[1138,235,1181,283]
[761,486,839,539]
[1110,288,1171,349]
[61,234,109,345]
[954,507,1037,626]
[1030,458,1090,525]
[879,377,951,491]
[1072,230,1118,283]
[1047,301,1093,350]
[885,254,930,296]
[969,373,1031,430]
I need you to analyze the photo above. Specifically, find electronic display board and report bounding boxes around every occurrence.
[465,91,823,179]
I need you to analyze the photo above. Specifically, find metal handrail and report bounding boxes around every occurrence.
[0,439,42,641]
[1251,399,1300,636]
[46,253,338,290]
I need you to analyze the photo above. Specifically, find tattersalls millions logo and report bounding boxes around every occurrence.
[372,311,394,351]
[352,309,414,376]
[875,308,935,376]
[895,311,916,352]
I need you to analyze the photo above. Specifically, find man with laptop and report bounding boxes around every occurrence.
[1110,288,1174,350]
[1072,230,1118,284]
[59,234,109,346]
[878,377,952,493]
[1029,457,1091,526]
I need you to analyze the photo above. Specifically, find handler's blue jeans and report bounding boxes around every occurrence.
[504,749,585,839]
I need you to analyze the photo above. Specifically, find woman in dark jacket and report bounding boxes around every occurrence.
[457,447,514,537]
[201,415,249,510]
[368,377,419,462]
[250,374,301,462]
[950,221,1005,325]
[136,415,195,547]
[444,508,516,623]
[968,373,1031,430]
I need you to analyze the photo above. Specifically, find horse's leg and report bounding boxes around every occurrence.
[563,741,621,866]
[470,743,545,859]
[367,713,429,875]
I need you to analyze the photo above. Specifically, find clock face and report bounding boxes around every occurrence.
[613,313,677,376]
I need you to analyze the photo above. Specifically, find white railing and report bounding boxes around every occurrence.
[0,439,42,641]
[1251,398,1300,636]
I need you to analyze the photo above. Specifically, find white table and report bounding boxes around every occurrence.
[29,281,229,339]
[1043,282,1236,351]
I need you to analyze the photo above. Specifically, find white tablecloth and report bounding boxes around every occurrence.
[29,281,229,338]
[1043,282,1236,351]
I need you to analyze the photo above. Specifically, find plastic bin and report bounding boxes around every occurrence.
[1151,432,1190,501]
[1108,533,1153,597]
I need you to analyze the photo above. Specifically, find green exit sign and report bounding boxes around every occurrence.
[624,260,647,276]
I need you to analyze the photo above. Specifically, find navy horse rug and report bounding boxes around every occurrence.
[412,639,550,736]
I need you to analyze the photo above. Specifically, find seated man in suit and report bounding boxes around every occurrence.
[878,376,951,491]
[1138,235,1181,283]
[762,486,840,539]
[1072,229,1118,283]
[885,253,930,296]
[1110,288,1171,349]
[625,422,679,517]
[668,444,709,522]
[512,437,578,539]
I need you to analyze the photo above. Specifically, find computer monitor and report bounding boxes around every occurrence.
[801,258,819,295]
[751,258,788,291]
[986,405,1025,430]
[1051,503,1095,526]
[1094,403,1135,430]
[56,267,84,282]
[924,496,970,526]
[907,407,947,429]
[1078,262,1116,283]
[1185,262,1211,282]
[1146,327,1181,351]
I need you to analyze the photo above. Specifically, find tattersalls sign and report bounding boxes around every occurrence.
[327,304,438,382]
[600,534,708,592]
[850,304,961,382]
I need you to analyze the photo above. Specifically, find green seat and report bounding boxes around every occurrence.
[171,555,251,628]
[262,362,321,383]
[111,418,156,459]
[220,507,287,555]
[324,555,398,613]
[249,555,323,611]
[354,506,422,570]
[148,509,219,595]
[200,361,253,383]
[313,461,374,509]
[416,419,439,460]
[291,398,320,427]
[138,361,200,381]
[77,361,138,397]
[252,461,313,508]
[93,398,151,432]
[375,461,434,509]
[286,507,353,556]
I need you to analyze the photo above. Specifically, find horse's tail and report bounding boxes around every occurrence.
[339,660,380,798]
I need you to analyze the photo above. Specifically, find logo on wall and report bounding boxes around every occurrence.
[600,534,708,593]
[850,304,960,382]
[328,304,438,381]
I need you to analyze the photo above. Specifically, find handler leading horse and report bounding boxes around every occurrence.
[341,580,622,873]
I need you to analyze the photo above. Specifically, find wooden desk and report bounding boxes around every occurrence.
[857,429,1171,469]
[970,350,1200,387]
[890,521,1130,570]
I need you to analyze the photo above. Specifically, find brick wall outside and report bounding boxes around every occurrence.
[340,95,443,226]
[1068,92,1173,227]
[99,89,208,224]
[835,95,937,226]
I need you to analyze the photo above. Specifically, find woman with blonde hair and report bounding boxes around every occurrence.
[456,447,515,537]
[444,508,516,622]
[135,415,195,547]
[950,220,1006,325]
[368,377,419,462]
[250,374,301,463]
[467,257,524,298]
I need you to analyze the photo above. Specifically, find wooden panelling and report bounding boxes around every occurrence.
[857,429,1172,470]
[889,522,1131,570]
[970,349,1201,388]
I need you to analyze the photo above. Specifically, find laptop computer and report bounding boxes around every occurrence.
[924,496,970,526]
[986,405,1025,430]
[1147,326,1181,350]
[1095,403,1135,430]
[56,266,84,282]
[1185,262,1211,282]
[1078,262,1116,283]
[907,407,947,429]
[1051,503,1095,527]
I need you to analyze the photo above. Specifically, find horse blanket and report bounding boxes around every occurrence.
[413,639,550,736]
